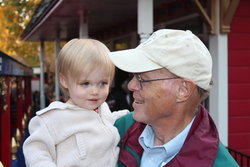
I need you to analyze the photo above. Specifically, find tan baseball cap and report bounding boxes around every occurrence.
[108,29,212,91]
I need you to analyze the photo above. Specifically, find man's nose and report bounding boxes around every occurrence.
[128,76,140,91]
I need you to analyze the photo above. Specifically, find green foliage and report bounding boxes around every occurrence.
[0,0,42,67]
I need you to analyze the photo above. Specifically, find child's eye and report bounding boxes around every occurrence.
[100,81,108,86]
[81,82,90,86]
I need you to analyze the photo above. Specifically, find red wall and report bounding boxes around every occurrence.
[228,0,250,155]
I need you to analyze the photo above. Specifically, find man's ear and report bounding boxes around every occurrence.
[59,73,68,89]
[176,79,195,102]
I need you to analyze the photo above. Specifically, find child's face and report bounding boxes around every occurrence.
[64,68,111,110]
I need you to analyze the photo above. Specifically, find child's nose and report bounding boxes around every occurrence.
[91,85,98,94]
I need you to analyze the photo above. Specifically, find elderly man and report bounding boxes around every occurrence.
[109,29,238,167]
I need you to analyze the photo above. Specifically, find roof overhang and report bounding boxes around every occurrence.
[22,0,138,41]
[23,0,239,41]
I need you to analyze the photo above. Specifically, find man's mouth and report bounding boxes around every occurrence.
[134,99,144,104]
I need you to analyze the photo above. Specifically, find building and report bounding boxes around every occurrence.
[14,0,250,166]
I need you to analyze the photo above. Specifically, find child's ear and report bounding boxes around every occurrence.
[59,73,68,88]
[176,79,195,102]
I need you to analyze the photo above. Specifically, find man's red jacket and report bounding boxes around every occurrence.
[114,105,239,167]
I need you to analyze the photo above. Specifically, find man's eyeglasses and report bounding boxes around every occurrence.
[133,73,179,89]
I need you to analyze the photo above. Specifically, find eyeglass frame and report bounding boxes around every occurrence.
[133,73,179,89]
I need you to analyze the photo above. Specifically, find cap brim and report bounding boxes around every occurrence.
[108,48,162,73]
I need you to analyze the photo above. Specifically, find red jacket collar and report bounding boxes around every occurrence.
[166,105,219,167]
[119,105,219,167]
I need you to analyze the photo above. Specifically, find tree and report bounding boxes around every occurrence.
[0,0,42,67]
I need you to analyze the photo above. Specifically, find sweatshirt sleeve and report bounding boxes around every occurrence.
[23,116,57,167]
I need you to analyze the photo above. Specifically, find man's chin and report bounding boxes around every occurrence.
[132,111,145,123]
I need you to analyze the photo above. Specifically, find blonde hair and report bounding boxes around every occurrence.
[58,38,115,100]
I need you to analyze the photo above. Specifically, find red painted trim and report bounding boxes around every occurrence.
[0,77,11,167]
[16,77,23,134]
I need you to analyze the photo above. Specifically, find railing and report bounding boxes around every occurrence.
[228,147,250,167]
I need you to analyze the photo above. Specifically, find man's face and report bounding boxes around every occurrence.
[128,69,179,125]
